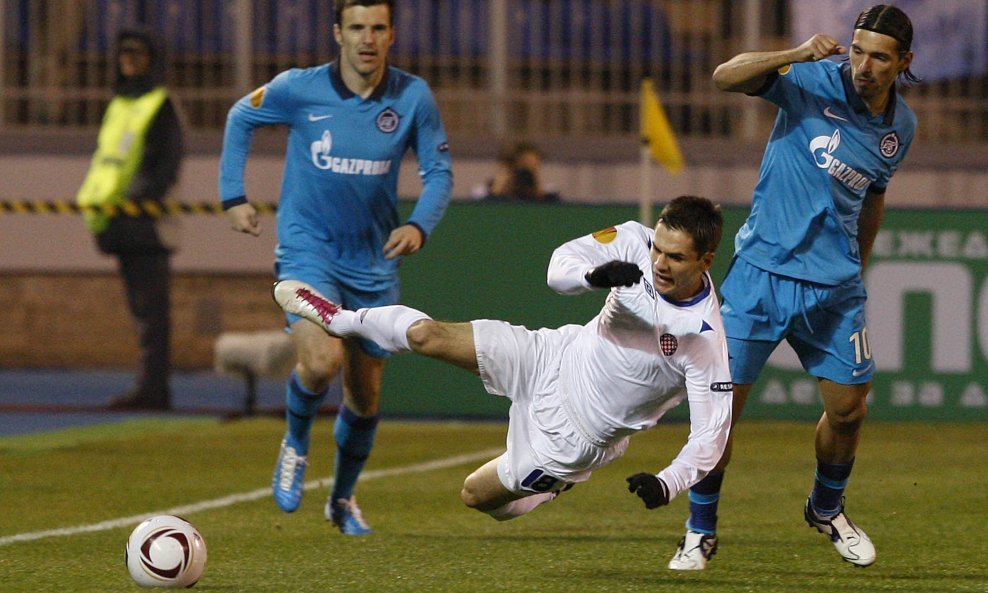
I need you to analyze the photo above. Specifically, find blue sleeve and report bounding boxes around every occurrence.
[404,82,453,239]
[217,71,296,204]
[758,62,810,113]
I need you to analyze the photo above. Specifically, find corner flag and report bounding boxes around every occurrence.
[640,78,684,174]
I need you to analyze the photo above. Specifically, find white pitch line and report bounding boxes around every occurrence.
[0,448,501,548]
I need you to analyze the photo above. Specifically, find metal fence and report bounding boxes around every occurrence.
[2,0,986,148]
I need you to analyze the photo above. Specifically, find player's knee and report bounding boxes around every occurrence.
[295,344,342,385]
[295,360,340,392]
[828,401,867,433]
[460,475,498,511]
[460,483,483,510]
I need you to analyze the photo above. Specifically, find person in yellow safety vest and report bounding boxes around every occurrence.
[76,28,184,410]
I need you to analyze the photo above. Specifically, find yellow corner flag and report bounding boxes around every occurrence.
[640,78,684,174]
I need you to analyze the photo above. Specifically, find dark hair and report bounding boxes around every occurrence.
[497,141,541,165]
[335,0,394,26]
[854,4,920,84]
[657,195,723,256]
[512,142,542,159]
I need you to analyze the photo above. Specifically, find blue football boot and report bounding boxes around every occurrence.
[272,436,308,512]
[326,496,374,535]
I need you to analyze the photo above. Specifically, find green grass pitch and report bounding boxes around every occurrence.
[1,417,985,592]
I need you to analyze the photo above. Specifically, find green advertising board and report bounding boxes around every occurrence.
[384,203,986,422]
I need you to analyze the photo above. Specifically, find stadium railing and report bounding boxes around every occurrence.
[1,0,985,157]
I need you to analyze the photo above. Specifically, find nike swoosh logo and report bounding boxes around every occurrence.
[308,113,334,122]
[851,362,874,377]
[823,106,849,122]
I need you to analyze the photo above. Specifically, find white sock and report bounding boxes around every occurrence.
[332,305,431,353]
[486,492,556,521]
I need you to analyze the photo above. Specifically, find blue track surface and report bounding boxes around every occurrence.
[0,368,342,437]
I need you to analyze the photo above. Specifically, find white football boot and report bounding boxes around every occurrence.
[272,280,342,335]
[668,530,718,570]
[804,498,876,567]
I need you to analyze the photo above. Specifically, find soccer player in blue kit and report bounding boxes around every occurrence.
[668,5,918,569]
[218,0,452,535]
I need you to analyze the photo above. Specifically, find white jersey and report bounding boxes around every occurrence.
[546,220,733,499]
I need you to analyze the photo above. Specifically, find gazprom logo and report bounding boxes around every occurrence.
[311,130,333,169]
[808,130,872,191]
[310,129,391,175]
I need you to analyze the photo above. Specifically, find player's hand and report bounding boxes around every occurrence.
[384,224,424,260]
[626,473,670,509]
[796,34,846,62]
[225,203,261,236]
[585,260,643,288]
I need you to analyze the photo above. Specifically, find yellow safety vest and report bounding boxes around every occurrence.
[76,87,169,233]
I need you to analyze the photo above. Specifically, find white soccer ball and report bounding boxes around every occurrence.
[125,515,207,588]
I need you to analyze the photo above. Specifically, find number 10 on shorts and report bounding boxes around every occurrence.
[849,327,871,365]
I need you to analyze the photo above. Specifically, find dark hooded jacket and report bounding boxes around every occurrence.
[113,28,183,204]
[95,28,184,254]
[115,28,168,97]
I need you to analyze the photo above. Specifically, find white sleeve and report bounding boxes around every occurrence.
[655,332,733,500]
[547,221,650,295]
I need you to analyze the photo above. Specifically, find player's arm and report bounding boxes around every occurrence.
[391,82,453,259]
[218,73,295,236]
[224,203,260,237]
[383,224,426,260]
[713,34,846,94]
[628,335,733,509]
[858,186,886,270]
[547,221,646,295]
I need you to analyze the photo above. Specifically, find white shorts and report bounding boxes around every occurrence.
[472,319,630,495]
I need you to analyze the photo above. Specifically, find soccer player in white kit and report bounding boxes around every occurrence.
[274,195,733,525]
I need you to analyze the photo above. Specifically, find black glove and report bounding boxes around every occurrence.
[626,473,670,509]
[585,260,643,288]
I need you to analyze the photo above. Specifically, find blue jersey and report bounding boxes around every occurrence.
[735,60,916,285]
[219,62,453,290]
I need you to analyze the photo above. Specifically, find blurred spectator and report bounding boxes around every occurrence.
[75,28,185,410]
[27,1,87,124]
[481,142,560,203]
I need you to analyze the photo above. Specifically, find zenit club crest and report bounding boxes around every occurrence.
[376,108,399,133]
[879,131,900,158]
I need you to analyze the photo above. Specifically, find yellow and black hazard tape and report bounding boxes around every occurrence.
[0,200,278,216]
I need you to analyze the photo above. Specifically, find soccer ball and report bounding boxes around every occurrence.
[125,515,207,588]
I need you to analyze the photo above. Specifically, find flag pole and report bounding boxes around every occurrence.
[639,77,684,225]
[639,143,652,225]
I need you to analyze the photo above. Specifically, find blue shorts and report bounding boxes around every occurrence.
[720,256,873,385]
[275,258,399,359]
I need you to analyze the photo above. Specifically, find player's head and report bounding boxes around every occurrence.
[850,4,918,98]
[651,196,722,301]
[335,0,395,27]
[333,1,395,78]
[114,28,165,96]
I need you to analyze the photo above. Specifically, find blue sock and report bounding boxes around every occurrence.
[285,371,327,455]
[686,470,724,534]
[330,405,379,502]
[809,459,854,517]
